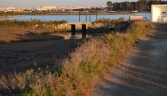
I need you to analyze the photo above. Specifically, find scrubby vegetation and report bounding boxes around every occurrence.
[94,17,126,24]
[0,20,154,95]
[88,18,130,33]
[0,19,67,28]
[0,19,68,43]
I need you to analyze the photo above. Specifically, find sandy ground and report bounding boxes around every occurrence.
[90,23,167,96]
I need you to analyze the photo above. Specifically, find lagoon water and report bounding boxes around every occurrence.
[1,13,151,22]
[0,13,151,39]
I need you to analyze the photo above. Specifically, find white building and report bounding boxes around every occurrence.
[37,6,56,11]
[151,4,167,22]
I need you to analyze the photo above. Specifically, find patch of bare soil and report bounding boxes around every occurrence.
[90,23,167,96]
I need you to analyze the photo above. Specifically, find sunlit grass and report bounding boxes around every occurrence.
[0,20,154,96]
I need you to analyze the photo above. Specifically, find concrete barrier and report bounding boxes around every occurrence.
[67,22,92,31]
[130,16,143,20]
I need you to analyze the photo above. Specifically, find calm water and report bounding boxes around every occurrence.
[53,32,91,39]
[0,13,151,39]
[1,13,151,22]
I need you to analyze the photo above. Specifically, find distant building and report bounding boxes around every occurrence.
[37,5,56,11]
[151,4,167,22]
[56,7,68,11]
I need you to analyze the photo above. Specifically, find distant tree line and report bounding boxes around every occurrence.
[107,0,167,12]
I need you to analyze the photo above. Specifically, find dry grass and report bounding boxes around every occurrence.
[94,17,126,24]
[0,20,154,96]
[0,26,64,43]
[0,19,67,27]
[0,19,67,43]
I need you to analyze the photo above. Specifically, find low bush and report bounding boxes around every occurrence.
[0,20,154,96]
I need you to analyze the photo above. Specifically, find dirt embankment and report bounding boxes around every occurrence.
[90,23,167,96]
[0,27,66,43]
[0,27,72,75]
[0,37,82,75]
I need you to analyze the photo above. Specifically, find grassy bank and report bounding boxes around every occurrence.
[0,20,68,43]
[0,19,67,28]
[0,11,147,17]
[0,20,154,95]
[0,26,65,43]
[94,17,126,24]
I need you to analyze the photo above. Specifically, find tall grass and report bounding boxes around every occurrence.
[0,20,154,96]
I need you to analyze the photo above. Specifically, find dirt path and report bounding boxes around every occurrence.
[91,23,167,96]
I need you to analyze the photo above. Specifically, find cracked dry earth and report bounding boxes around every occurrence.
[90,23,167,96]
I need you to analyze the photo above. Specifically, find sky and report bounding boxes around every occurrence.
[0,0,136,8]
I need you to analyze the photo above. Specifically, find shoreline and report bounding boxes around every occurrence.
[0,11,151,17]
[0,15,18,18]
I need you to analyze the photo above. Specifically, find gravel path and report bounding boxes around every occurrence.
[91,23,167,96]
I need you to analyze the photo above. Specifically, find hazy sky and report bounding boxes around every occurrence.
[0,0,136,8]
